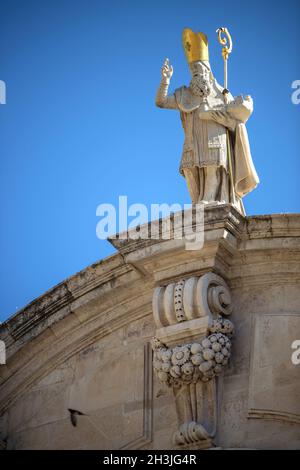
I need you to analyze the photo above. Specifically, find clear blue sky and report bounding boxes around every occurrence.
[0,0,299,322]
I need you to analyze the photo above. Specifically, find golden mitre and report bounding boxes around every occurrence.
[182,28,209,63]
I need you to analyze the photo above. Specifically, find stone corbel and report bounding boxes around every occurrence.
[151,273,234,448]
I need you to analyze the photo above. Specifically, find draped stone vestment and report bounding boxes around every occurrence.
[173,82,259,199]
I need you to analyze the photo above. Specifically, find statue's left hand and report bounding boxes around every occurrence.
[227,95,253,123]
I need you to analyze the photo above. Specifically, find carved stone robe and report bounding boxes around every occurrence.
[174,83,259,203]
[175,87,229,173]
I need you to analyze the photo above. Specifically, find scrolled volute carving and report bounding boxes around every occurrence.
[173,421,210,446]
[153,273,232,328]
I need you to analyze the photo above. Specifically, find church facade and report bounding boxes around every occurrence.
[0,205,299,449]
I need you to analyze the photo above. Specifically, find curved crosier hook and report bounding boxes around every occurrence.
[216,27,232,60]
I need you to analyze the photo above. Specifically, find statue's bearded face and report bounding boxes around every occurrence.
[189,62,212,98]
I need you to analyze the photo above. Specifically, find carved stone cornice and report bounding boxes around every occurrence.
[0,257,140,356]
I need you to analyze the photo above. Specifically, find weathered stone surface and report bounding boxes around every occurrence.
[0,205,299,449]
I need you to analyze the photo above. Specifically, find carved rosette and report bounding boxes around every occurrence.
[152,322,233,387]
[151,273,234,448]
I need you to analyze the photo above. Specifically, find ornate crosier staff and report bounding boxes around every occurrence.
[216,27,236,207]
[216,27,232,103]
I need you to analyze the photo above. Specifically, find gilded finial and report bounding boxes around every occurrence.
[216,27,232,61]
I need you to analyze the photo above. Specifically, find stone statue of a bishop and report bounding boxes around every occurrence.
[156,28,259,214]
